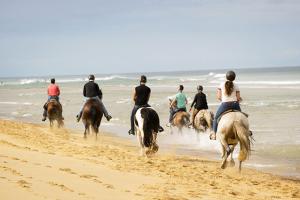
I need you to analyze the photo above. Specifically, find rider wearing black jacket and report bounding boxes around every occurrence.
[189,85,208,126]
[76,75,112,122]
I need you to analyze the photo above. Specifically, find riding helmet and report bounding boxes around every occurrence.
[88,74,95,81]
[226,71,236,81]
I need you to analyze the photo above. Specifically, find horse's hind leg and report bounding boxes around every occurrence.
[239,161,242,172]
[136,130,145,156]
[84,124,89,138]
[220,133,230,169]
[229,145,236,167]
[50,120,53,128]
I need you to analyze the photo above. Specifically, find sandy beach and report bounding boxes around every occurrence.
[0,119,299,200]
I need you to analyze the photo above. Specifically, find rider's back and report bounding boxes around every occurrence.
[48,84,60,96]
[83,81,102,98]
[219,82,239,102]
[135,85,151,106]
[175,92,187,109]
[194,92,208,110]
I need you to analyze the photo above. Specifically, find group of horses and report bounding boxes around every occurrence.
[45,98,252,172]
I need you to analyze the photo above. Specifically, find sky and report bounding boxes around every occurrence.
[0,0,300,77]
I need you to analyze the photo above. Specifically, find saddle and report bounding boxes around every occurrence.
[217,110,249,123]
[44,98,61,109]
[173,110,188,120]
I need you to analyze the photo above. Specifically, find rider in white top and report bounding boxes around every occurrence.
[210,71,242,140]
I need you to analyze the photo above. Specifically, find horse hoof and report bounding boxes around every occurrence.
[209,134,216,140]
[221,162,227,169]
[229,160,235,167]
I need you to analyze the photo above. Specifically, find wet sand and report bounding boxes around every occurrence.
[0,119,299,199]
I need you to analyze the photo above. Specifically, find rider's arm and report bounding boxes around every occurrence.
[217,88,222,101]
[95,84,102,99]
[83,85,87,97]
[190,95,196,109]
[98,89,103,100]
[57,86,60,96]
[132,88,137,102]
[47,86,50,96]
[236,91,242,102]
[147,90,151,102]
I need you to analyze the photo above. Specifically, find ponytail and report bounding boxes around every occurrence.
[225,81,234,96]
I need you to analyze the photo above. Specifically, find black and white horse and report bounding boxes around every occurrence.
[134,107,160,156]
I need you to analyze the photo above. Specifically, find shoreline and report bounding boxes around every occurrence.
[0,119,299,199]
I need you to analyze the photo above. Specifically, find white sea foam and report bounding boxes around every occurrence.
[18,93,36,96]
[237,81,300,85]
[22,113,32,117]
[11,112,19,116]
[213,73,225,78]
[116,98,130,104]
[0,101,32,105]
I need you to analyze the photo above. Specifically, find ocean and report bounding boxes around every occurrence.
[0,66,299,179]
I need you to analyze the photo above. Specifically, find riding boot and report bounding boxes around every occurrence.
[42,109,47,121]
[158,125,164,132]
[76,111,82,122]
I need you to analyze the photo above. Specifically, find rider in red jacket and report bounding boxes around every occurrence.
[42,78,62,121]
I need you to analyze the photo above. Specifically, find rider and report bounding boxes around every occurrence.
[42,78,61,121]
[76,74,112,122]
[210,70,242,140]
[128,75,163,135]
[189,85,208,126]
[167,85,188,126]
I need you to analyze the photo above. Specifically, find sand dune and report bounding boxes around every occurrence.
[0,120,299,200]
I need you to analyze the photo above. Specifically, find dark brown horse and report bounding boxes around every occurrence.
[82,99,103,138]
[47,99,64,128]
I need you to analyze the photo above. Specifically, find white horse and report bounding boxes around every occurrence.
[134,107,160,156]
[217,112,251,172]
[193,109,214,133]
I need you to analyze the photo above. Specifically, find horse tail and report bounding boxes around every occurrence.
[234,121,251,162]
[181,114,190,126]
[142,108,159,147]
[90,107,97,126]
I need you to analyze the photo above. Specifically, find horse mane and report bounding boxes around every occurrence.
[140,108,159,147]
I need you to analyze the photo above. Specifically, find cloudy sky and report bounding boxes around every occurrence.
[0,0,300,77]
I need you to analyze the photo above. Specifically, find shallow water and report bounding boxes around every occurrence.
[0,67,299,178]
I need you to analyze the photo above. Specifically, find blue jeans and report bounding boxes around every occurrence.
[130,104,150,132]
[169,107,187,123]
[48,96,59,101]
[213,101,241,133]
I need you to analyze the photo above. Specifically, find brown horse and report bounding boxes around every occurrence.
[171,111,190,133]
[47,99,64,128]
[217,112,251,172]
[193,109,214,133]
[82,99,103,138]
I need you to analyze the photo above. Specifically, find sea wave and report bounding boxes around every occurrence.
[0,101,33,105]
[237,81,300,85]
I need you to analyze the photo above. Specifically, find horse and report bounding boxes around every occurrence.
[81,99,103,138]
[193,109,214,133]
[47,99,64,128]
[134,107,160,156]
[217,111,251,172]
[171,111,190,133]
